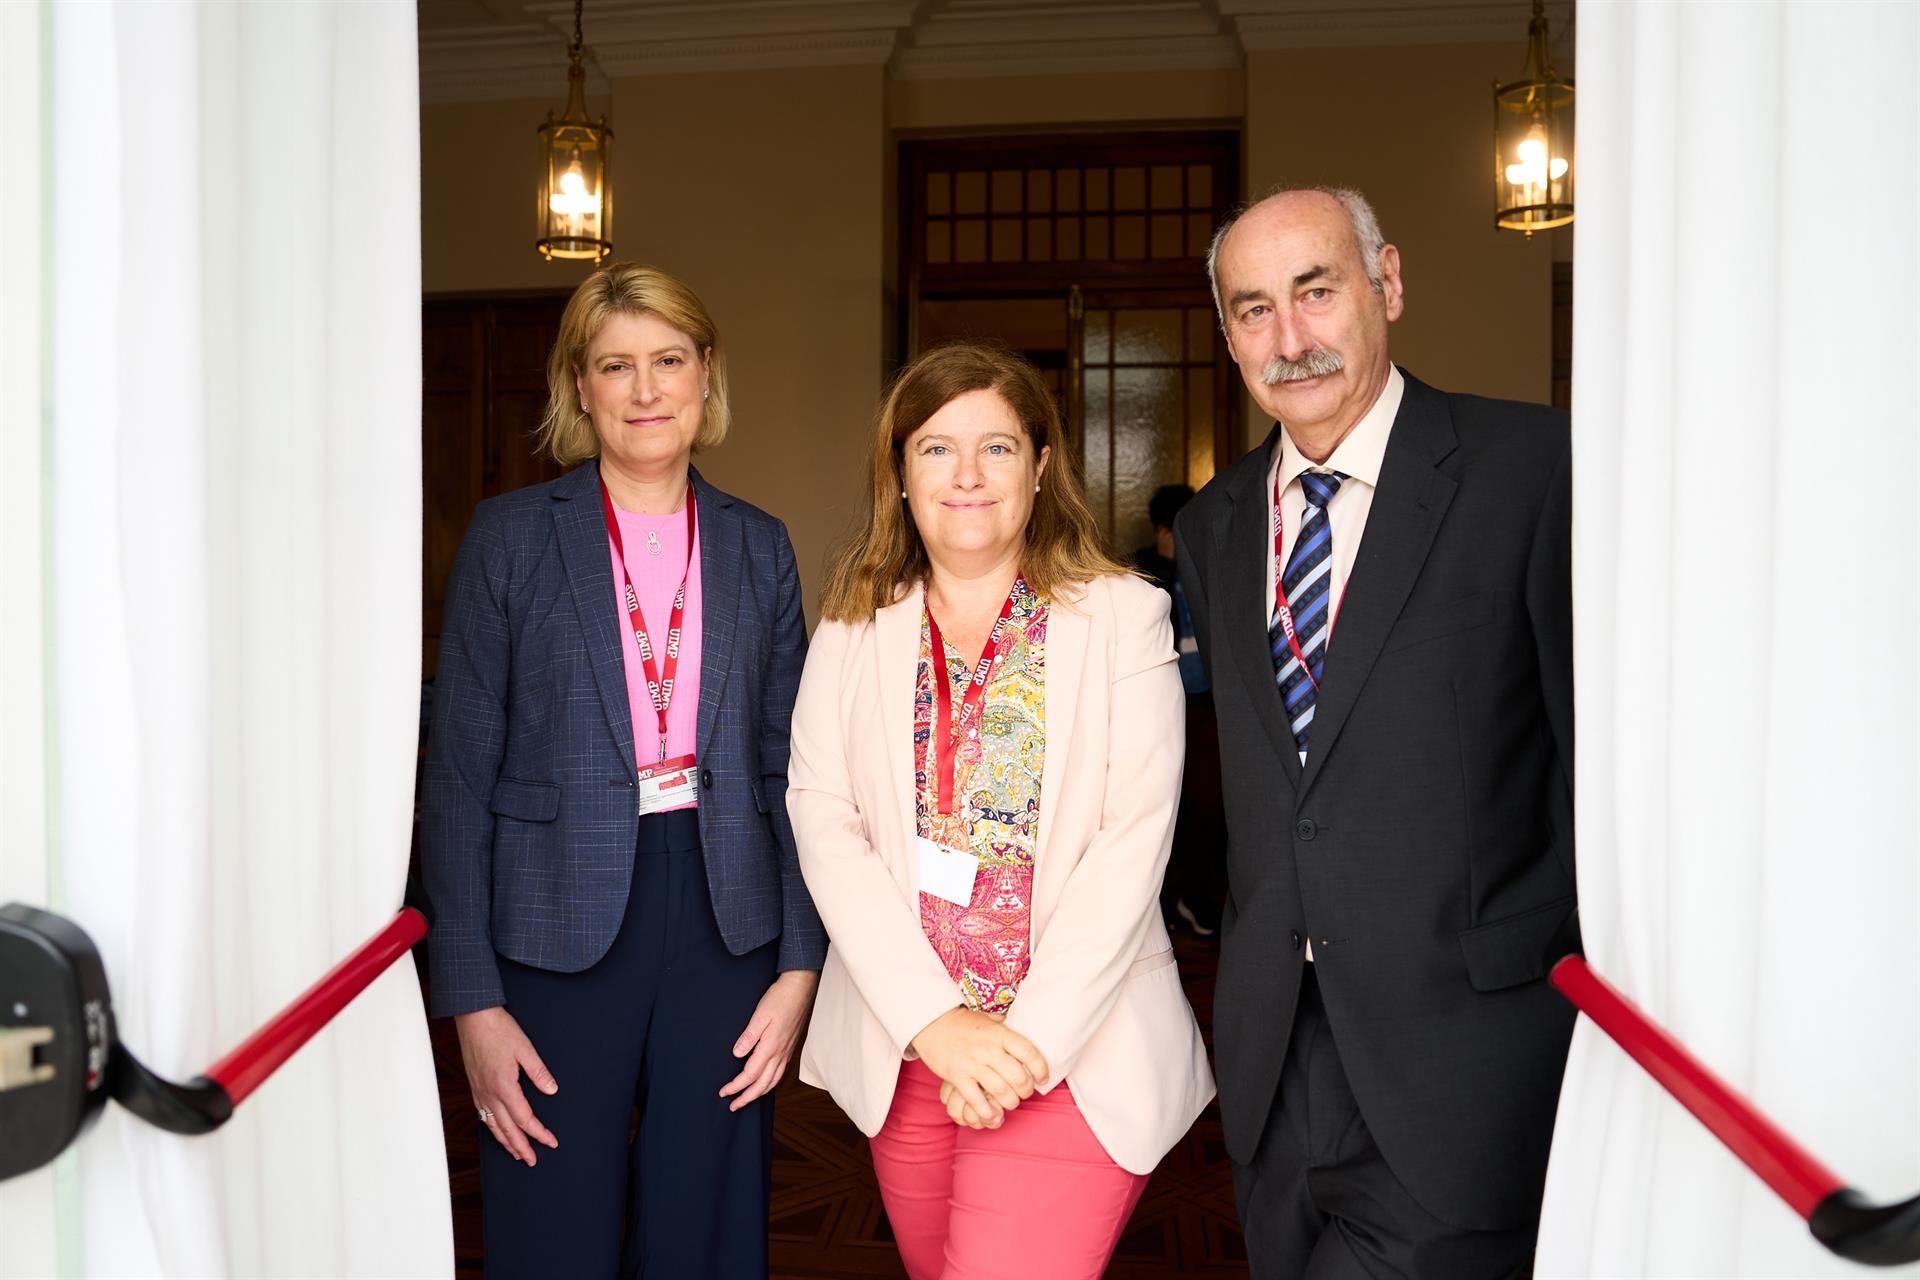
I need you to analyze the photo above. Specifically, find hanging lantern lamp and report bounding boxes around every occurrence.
[1493,0,1573,237]
[536,0,613,262]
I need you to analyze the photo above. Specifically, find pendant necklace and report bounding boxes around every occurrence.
[646,530,662,557]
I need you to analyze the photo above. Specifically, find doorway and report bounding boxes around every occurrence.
[900,131,1241,557]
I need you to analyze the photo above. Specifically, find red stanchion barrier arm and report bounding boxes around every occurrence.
[1551,955,1920,1266]
[206,908,428,1107]
[1550,955,1843,1215]
[2,903,430,1176]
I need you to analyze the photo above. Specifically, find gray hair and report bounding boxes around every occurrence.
[1205,185,1387,326]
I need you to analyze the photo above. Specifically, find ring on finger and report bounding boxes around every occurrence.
[477,1106,494,1125]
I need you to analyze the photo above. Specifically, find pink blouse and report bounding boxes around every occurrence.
[608,500,702,811]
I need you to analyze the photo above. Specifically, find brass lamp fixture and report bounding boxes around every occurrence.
[1493,0,1573,236]
[536,0,612,262]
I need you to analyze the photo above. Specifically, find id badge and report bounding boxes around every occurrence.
[915,835,979,907]
[637,753,699,815]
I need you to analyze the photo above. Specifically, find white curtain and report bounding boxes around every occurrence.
[1537,3,1920,1276]
[29,1,451,1274]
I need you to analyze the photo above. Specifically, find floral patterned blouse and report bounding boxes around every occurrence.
[914,580,1048,1015]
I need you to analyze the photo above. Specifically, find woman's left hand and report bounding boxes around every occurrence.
[719,968,820,1112]
[938,1078,996,1129]
[936,1010,1016,1127]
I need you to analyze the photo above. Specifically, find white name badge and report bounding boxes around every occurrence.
[637,753,699,816]
[915,835,979,907]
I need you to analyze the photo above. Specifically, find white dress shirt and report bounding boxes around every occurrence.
[1264,365,1404,959]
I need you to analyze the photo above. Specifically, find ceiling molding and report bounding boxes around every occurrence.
[520,0,920,41]
[590,29,901,78]
[420,29,614,105]
[422,0,912,99]
[891,0,1240,79]
[893,35,1241,80]
[1220,0,1575,51]
[419,0,1574,103]
[910,1,1227,45]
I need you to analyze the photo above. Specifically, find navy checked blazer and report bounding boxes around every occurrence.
[422,461,827,1018]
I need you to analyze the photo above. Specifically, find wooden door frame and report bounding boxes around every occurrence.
[896,130,1242,480]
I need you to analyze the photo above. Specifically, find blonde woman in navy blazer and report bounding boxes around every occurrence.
[422,264,823,1278]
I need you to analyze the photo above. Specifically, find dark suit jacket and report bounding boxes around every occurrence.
[422,461,827,1018]
[1176,369,1578,1231]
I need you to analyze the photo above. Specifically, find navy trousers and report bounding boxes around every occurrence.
[479,809,778,1279]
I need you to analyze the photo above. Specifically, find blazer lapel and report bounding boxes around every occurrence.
[692,466,743,759]
[1217,429,1304,789]
[551,460,639,772]
[874,585,925,889]
[1036,582,1088,864]
[1300,372,1459,796]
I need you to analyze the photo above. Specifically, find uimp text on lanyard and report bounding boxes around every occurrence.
[1272,469,1344,693]
[601,477,699,815]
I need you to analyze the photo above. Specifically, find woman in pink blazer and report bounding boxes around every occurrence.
[789,342,1214,1279]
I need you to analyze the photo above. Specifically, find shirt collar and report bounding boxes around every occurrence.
[1267,364,1404,495]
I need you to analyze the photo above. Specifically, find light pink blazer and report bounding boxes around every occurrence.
[789,572,1215,1175]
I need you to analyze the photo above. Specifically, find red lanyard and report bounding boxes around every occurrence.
[1271,469,1343,693]
[600,479,697,764]
[925,580,1024,817]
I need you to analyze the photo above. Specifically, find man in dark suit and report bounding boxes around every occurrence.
[1176,187,1577,1277]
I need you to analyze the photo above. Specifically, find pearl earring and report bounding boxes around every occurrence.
[703,388,710,400]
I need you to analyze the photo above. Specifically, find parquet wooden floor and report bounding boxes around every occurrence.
[427,929,1243,1278]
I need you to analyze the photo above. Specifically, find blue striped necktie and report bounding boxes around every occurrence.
[1271,470,1346,754]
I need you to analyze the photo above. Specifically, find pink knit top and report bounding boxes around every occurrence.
[608,501,702,811]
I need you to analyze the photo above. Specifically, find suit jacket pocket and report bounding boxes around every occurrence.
[1457,895,1576,992]
[490,777,561,823]
[1382,591,1498,654]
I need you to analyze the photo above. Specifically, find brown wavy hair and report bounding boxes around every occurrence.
[820,342,1127,621]
[536,263,731,466]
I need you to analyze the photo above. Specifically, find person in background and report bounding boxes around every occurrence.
[422,263,824,1278]
[1130,483,1225,938]
[789,342,1214,1280]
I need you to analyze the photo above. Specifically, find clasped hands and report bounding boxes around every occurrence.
[910,1007,1050,1131]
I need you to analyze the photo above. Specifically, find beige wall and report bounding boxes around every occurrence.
[1243,42,1556,449]
[423,94,605,295]
[422,48,1560,611]
[423,66,887,620]
[889,67,1242,131]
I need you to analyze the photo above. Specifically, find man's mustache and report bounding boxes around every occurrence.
[1260,347,1344,385]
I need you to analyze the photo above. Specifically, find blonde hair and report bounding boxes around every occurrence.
[820,342,1128,621]
[537,263,731,466]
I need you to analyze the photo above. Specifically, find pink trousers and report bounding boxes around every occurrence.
[868,1059,1150,1280]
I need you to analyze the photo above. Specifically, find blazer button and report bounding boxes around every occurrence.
[701,769,714,790]
[1289,930,1302,951]
[1295,818,1317,841]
